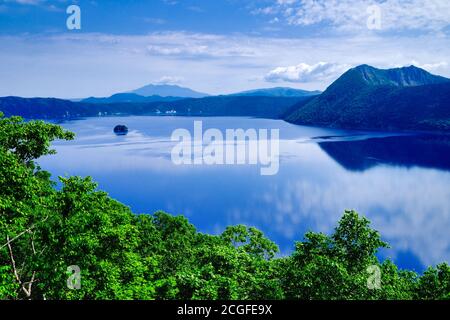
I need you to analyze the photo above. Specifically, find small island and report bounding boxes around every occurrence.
[113,124,128,135]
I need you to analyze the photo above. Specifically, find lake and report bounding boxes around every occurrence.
[39,116,450,272]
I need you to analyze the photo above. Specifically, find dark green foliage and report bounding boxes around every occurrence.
[0,114,74,164]
[280,211,389,300]
[0,115,449,300]
[415,263,450,299]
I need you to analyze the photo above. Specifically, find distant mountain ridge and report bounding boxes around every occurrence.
[131,84,209,98]
[230,87,321,97]
[81,93,183,104]
[81,85,318,104]
[285,65,450,132]
[0,95,308,120]
[78,83,209,104]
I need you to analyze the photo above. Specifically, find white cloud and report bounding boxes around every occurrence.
[265,62,346,83]
[4,0,44,4]
[414,61,449,73]
[251,6,276,15]
[147,44,210,57]
[2,0,69,11]
[258,0,450,33]
[145,34,256,59]
[156,76,184,85]
[163,0,178,5]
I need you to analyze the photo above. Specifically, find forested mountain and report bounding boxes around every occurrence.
[285,65,450,132]
[230,87,321,97]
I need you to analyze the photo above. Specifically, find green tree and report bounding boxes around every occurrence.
[280,210,403,300]
[415,263,450,299]
[0,114,73,299]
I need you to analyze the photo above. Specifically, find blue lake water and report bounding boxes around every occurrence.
[39,116,450,272]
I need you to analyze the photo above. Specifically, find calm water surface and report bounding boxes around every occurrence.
[39,116,450,272]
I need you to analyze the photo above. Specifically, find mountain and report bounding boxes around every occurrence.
[285,65,450,132]
[131,84,209,98]
[0,95,307,120]
[81,93,182,104]
[150,96,309,118]
[347,64,449,87]
[0,96,165,119]
[230,87,321,97]
[0,97,83,119]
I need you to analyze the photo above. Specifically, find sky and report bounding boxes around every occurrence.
[0,0,449,98]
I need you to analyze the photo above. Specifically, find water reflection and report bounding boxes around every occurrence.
[319,134,450,171]
[40,117,450,273]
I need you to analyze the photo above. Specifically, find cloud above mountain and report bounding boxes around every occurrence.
[265,62,346,83]
[146,37,256,59]
[156,76,184,85]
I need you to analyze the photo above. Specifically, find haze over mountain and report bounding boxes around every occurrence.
[130,84,209,98]
[229,87,321,97]
[80,86,319,104]
[81,93,183,104]
[77,83,209,103]
[285,65,450,132]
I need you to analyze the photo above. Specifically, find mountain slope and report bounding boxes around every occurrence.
[0,96,168,119]
[230,87,321,97]
[0,97,84,119]
[131,84,208,98]
[285,65,450,132]
[351,64,449,87]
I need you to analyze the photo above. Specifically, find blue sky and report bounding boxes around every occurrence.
[0,0,449,98]
[0,1,270,35]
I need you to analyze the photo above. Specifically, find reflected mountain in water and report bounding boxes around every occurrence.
[319,134,450,171]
